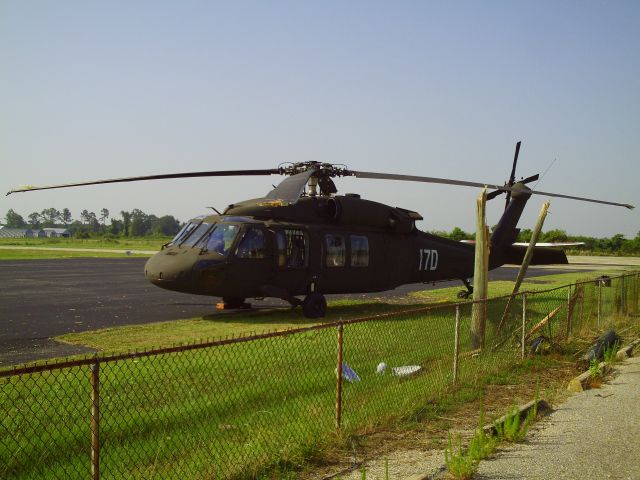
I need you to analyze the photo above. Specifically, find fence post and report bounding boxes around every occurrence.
[90,361,100,480]
[453,304,461,384]
[621,275,626,315]
[566,286,572,340]
[597,280,602,327]
[335,322,344,431]
[521,294,527,360]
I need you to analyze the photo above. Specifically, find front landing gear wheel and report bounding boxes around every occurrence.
[222,297,246,308]
[302,293,327,318]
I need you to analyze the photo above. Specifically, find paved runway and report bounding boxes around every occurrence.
[0,258,584,366]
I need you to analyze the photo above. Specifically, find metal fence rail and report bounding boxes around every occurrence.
[1,272,639,479]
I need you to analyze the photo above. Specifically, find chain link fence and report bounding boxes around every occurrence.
[2,272,639,479]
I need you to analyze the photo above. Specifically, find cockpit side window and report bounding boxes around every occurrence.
[169,222,198,246]
[236,228,266,259]
[198,223,240,255]
[276,229,308,268]
[181,222,212,248]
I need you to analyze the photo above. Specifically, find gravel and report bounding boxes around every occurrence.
[475,356,640,479]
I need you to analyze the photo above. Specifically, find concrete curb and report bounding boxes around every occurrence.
[568,338,639,392]
[423,399,552,480]
[429,344,640,479]
[482,399,552,436]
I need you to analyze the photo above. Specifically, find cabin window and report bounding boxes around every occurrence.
[198,223,240,255]
[276,229,308,268]
[236,228,266,259]
[182,222,212,247]
[350,235,369,267]
[325,234,345,267]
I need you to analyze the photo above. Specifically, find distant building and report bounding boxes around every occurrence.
[0,227,29,238]
[42,228,71,238]
[0,226,69,238]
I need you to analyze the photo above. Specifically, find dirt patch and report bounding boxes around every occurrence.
[305,355,580,479]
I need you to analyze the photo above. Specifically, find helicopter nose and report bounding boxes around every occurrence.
[144,252,193,289]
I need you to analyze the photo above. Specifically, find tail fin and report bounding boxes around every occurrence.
[489,183,532,268]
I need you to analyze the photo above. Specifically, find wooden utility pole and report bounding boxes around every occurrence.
[497,202,550,332]
[471,188,488,350]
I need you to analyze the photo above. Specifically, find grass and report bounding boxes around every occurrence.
[0,236,169,250]
[409,270,629,304]
[0,236,166,259]
[3,296,573,479]
[2,308,481,479]
[494,405,532,443]
[55,270,627,353]
[3,272,637,479]
[56,299,429,352]
[603,340,621,364]
[588,358,603,380]
[445,433,478,480]
[0,249,152,260]
[445,394,540,478]
[444,411,498,479]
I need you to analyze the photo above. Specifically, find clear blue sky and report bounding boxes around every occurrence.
[1,1,638,237]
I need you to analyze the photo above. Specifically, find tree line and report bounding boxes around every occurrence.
[3,208,182,238]
[3,208,639,253]
[429,226,640,255]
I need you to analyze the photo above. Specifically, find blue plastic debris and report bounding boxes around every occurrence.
[341,363,361,382]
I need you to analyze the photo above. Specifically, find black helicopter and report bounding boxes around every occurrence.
[8,143,633,318]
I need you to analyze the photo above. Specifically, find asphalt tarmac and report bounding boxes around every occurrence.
[0,258,582,366]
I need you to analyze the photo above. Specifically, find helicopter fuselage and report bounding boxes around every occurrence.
[144,195,478,303]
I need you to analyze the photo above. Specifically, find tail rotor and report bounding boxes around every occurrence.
[486,141,539,209]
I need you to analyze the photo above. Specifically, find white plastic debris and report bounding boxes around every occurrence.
[392,365,422,377]
[376,362,388,374]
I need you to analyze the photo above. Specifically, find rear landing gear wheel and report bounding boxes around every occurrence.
[302,293,327,318]
[458,278,473,299]
[222,297,246,308]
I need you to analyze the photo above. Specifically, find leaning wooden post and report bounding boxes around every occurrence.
[497,202,550,332]
[335,322,344,431]
[453,304,461,384]
[471,188,488,350]
[90,360,100,480]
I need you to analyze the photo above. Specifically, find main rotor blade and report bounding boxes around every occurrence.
[524,189,634,209]
[352,171,634,209]
[265,168,318,204]
[353,171,506,190]
[6,169,280,195]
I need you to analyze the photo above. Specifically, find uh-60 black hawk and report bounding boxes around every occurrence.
[8,142,634,318]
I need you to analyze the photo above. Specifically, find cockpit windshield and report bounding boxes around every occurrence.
[167,222,199,247]
[181,222,212,248]
[196,223,240,255]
